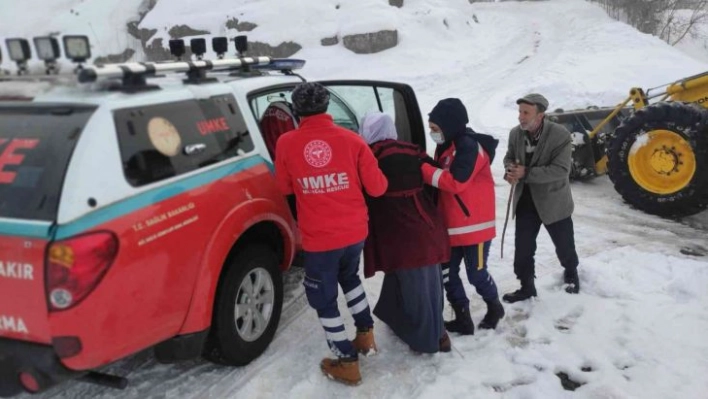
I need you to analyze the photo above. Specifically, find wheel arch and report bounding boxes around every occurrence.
[178,199,296,334]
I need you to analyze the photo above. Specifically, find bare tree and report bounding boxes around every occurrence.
[588,0,708,45]
[658,0,708,45]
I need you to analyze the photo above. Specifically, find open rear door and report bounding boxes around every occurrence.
[317,80,427,151]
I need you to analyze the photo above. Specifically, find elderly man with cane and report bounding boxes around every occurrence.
[502,93,581,303]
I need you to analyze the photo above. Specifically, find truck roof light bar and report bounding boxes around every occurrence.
[77,56,273,83]
[255,58,306,72]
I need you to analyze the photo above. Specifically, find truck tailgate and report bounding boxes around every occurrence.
[0,235,51,344]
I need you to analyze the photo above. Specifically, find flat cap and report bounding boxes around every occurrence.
[516,93,549,111]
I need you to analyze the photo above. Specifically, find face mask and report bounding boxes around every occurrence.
[430,131,445,144]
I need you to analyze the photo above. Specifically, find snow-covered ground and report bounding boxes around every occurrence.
[4,0,708,398]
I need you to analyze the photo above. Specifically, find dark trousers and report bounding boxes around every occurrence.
[514,188,579,282]
[303,240,373,359]
[442,241,499,307]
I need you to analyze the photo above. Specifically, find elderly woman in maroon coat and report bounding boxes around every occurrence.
[359,111,451,353]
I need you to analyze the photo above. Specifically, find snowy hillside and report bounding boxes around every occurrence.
[3,0,708,398]
[1,0,706,129]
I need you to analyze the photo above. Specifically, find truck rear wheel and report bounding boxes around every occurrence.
[607,102,708,218]
[204,244,283,366]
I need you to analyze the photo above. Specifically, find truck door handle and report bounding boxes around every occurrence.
[184,143,206,155]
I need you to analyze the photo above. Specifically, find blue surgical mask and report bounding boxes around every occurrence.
[430,131,445,144]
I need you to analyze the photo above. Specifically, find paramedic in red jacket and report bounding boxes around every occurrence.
[274,82,388,386]
[420,98,505,335]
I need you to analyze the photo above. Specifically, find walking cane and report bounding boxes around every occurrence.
[501,160,520,259]
[501,182,515,259]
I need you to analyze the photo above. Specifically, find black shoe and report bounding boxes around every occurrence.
[478,298,505,329]
[444,305,474,335]
[564,268,580,294]
[502,281,537,303]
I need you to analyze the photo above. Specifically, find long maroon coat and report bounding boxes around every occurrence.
[364,139,451,278]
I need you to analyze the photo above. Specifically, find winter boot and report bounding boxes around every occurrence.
[439,331,451,353]
[564,268,580,294]
[320,357,361,386]
[478,298,505,330]
[352,327,377,356]
[502,280,537,303]
[444,305,474,335]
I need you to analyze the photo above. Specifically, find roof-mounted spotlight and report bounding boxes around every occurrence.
[34,37,60,60]
[190,38,206,61]
[6,38,32,75]
[234,35,248,56]
[63,35,91,71]
[169,39,185,61]
[33,36,61,75]
[212,37,227,59]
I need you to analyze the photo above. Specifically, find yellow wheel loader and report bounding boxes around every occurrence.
[548,70,708,218]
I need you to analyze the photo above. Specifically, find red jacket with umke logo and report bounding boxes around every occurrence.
[275,114,388,251]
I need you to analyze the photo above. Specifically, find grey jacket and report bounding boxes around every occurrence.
[503,119,574,225]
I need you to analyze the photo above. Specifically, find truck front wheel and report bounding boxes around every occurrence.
[204,244,283,366]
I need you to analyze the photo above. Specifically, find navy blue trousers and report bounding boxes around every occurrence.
[441,240,499,307]
[303,240,373,359]
[514,187,579,282]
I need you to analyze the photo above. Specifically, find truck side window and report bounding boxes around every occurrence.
[114,95,254,187]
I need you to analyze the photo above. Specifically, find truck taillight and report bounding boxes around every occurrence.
[45,231,119,312]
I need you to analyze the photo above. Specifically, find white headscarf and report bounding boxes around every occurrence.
[359,111,398,144]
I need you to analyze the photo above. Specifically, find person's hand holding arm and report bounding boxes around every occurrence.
[359,144,388,197]
[421,140,478,193]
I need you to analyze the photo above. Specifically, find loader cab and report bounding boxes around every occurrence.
[548,106,631,139]
[548,106,631,162]
[548,106,632,179]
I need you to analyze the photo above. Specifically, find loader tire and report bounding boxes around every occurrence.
[607,102,708,218]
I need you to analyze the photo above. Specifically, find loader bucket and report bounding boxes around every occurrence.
[547,106,632,179]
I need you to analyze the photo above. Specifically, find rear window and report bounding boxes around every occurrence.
[0,105,95,221]
[114,94,255,187]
